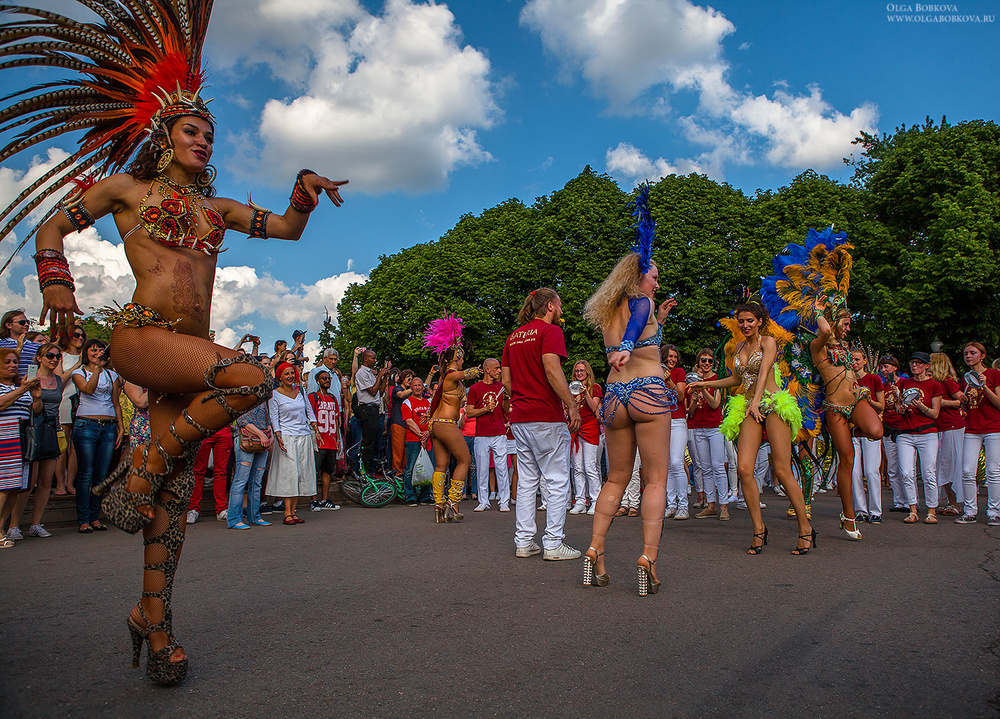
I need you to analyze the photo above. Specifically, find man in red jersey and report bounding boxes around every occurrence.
[309,370,342,512]
[467,358,510,512]
[401,378,434,506]
[502,288,581,561]
[879,355,907,512]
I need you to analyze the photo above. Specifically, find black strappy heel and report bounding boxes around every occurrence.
[747,527,768,555]
[792,528,817,555]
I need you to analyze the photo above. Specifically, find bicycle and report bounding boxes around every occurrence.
[340,440,404,508]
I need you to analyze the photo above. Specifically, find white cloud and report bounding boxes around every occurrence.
[209,0,499,192]
[521,0,734,109]
[521,0,879,179]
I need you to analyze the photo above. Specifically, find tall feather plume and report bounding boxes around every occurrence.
[0,0,215,266]
[628,182,655,274]
[423,314,465,355]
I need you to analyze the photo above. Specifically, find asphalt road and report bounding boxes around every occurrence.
[1,489,998,719]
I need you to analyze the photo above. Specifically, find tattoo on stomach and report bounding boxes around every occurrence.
[171,260,205,324]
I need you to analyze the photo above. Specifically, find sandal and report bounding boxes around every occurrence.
[903,512,919,524]
[924,514,938,524]
[90,522,108,531]
[78,525,93,534]
[583,547,609,587]
[0,537,14,549]
[283,516,296,525]
[628,507,639,517]
[292,515,305,524]
[615,506,628,517]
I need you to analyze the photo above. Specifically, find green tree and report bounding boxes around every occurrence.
[850,117,1000,353]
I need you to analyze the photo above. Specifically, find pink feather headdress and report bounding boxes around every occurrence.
[423,314,465,355]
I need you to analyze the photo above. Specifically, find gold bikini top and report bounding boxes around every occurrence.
[733,343,763,392]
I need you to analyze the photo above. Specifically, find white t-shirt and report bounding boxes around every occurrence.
[355,365,380,405]
[72,368,119,417]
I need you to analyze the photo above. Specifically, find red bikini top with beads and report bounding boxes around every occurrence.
[124,176,226,255]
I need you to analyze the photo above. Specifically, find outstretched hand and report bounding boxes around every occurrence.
[657,297,677,323]
[304,174,349,208]
[40,285,83,338]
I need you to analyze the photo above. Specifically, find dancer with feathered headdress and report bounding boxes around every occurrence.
[580,183,678,595]
[688,293,816,556]
[0,1,348,685]
[422,314,481,523]
[762,227,884,541]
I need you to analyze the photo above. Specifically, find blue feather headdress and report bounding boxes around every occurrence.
[628,183,655,274]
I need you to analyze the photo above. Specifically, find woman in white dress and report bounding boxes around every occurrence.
[267,361,320,525]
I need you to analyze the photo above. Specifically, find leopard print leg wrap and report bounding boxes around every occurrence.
[95,437,179,534]
[201,353,274,421]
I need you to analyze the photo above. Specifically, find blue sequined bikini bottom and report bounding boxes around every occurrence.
[599,375,677,427]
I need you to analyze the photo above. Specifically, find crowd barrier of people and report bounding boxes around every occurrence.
[3,307,998,551]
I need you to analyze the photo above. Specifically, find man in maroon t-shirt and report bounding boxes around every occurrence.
[502,288,581,561]
[467,358,510,512]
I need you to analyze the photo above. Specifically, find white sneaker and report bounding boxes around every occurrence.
[543,543,581,561]
[216,509,227,521]
[569,501,586,515]
[664,506,677,519]
[186,510,199,525]
[736,501,748,510]
[498,504,510,512]
[6,526,23,541]
[674,508,690,520]
[474,504,491,512]
[489,492,498,500]
[759,501,767,509]
[28,524,52,538]
[515,541,542,558]
[587,504,596,515]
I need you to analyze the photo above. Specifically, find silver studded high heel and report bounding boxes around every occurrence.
[637,554,660,596]
[583,547,609,587]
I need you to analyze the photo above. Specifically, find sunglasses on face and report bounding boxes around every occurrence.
[43,352,62,360]
[16,319,30,326]
[699,358,712,363]
[73,332,84,339]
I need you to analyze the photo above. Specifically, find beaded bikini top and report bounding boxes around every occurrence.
[605,322,663,354]
[826,345,853,370]
[733,343,763,392]
[123,176,226,255]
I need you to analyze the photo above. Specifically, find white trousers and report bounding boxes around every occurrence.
[512,422,571,550]
[882,436,906,508]
[936,427,965,505]
[691,427,727,504]
[851,437,883,515]
[897,432,939,508]
[622,452,641,508]
[474,434,509,507]
[687,431,704,493]
[666,418,688,510]
[962,432,1000,518]
[571,439,601,503]
[724,439,738,501]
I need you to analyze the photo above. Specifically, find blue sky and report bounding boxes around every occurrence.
[0,0,997,366]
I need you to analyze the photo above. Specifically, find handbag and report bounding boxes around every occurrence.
[27,414,61,461]
[239,426,271,453]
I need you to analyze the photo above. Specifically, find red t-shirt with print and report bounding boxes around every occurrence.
[309,392,340,450]
[896,377,943,434]
[401,396,431,443]
[466,380,507,437]
[935,377,965,431]
[961,368,1000,435]
[882,374,902,429]
[687,374,722,429]
[669,367,687,419]
[502,318,568,424]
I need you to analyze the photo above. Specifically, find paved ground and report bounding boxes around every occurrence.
[1,489,998,719]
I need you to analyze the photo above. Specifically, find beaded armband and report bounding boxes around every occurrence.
[248,202,271,239]
[618,339,635,353]
[34,249,75,292]
[59,193,95,232]
[462,367,481,381]
[289,169,318,213]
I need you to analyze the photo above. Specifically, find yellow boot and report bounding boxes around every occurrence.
[432,471,448,523]
[448,477,464,523]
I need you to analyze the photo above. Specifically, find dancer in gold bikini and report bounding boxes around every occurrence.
[423,315,481,522]
[1,1,346,685]
[811,295,884,540]
[688,300,816,555]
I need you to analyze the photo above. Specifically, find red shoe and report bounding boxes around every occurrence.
[283,516,296,525]
[292,515,305,524]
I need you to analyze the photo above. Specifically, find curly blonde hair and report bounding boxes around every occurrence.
[930,352,958,382]
[583,253,651,329]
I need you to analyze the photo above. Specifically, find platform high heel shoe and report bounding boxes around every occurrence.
[583,547,609,587]
[636,554,660,596]
[840,513,862,540]
[128,606,188,686]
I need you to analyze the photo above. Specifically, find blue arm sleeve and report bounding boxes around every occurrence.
[619,296,652,352]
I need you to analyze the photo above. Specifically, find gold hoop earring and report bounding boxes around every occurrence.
[156,148,174,173]
[197,164,217,188]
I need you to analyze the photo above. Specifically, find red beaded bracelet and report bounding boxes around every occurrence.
[289,169,318,213]
[34,249,75,292]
